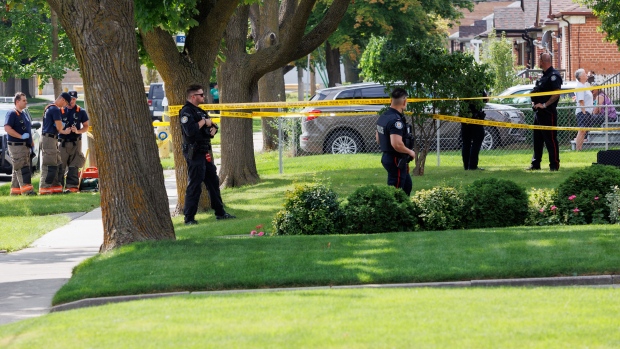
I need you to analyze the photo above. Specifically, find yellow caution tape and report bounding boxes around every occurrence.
[164,81,620,112]
[434,114,620,131]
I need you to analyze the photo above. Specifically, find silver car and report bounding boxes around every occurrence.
[299,83,527,154]
[0,103,42,174]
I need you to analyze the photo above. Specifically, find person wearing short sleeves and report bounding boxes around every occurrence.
[180,84,235,225]
[375,88,416,196]
[39,92,72,194]
[529,53,562,171]
[4,92,35,195]
[58,91,90,193]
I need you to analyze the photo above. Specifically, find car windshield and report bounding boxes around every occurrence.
[0,107,12,127]
[310,91,329,101]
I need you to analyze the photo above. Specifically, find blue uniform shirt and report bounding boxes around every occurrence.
[4,108,33,143]
[59,105,89,140]
[42,104,64,135]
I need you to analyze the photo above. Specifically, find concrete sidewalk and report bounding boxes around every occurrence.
[0,172,178,325]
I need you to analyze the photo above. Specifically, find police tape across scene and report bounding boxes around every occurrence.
[154,111,620,132]
[164,81,620,115]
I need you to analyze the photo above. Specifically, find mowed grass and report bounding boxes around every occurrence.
[4,288,620,348]
[0,175,101,251]
[0,215,70,252]
[53,224,620,305]
[50,149,614,304]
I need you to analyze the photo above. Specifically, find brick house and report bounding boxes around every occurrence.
[451,0,620,83]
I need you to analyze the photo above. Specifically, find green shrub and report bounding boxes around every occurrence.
[342,185,419,234]
[556,165,620,223]
[273,183,343,235]
[412,186,465,231]
[463,178,528,228]
[606,185,620,224]
[526,188,560,226]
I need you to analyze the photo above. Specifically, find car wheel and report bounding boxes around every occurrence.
[325,131,362,154]
[481,128,500,150]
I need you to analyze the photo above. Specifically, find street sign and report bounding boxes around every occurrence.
[176,34,185,46]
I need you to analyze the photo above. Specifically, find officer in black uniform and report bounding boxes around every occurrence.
[375,88,416,196]
[180,84,235,225]
[461,91,488,170]
[529,52,562,171]
[4,92,35,196]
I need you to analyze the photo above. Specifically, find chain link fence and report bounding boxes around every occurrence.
[286,101,620,168]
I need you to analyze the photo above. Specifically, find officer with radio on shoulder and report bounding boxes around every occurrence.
[180,84,235,225]
[528,52,562,171]
[376,88,415,196]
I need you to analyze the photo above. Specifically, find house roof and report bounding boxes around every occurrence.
[449,1,514,35]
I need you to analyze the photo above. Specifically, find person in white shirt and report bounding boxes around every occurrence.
[574,68,593,151]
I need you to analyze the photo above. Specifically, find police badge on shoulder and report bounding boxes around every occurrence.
[181,115,189,123]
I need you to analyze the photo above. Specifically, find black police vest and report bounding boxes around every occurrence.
[377,108,410,153]
[180,103,211,151]
[531,67,562,108]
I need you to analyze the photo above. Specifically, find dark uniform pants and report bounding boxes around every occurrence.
[184,151,225,221]
[40,135,62,193]
[7,144,34,195]
[59,139,86,190]
[461,123,485,170]
[532,109,560,170]
[381,152,412,196]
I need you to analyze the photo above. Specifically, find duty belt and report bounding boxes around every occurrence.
[7,142,26,146]
[43,132,58,139]
[59,136,81,147]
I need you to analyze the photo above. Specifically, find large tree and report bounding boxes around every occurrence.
[0,0,77,96]
[43,0,175,252]
[218,1,349,187]
[313,0,473,86]
[138,0,241,214]
[360,37,492,175]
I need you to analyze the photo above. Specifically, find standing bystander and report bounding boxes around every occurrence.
[4,92,35,195]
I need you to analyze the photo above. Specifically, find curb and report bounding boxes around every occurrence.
[50,274,620,313]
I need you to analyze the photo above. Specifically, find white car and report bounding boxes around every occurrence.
[496,81,579,105]
[0,103,42,175]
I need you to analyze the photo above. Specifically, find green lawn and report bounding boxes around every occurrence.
[0,176,101,251]
[3,288,620,348]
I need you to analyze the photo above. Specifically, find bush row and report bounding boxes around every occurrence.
[273,165,620,235]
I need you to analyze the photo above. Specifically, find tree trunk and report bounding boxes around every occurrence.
[412,149,427,176]
[219,6,260,187]
[297,65,304,101]
[343,55,360,84]
[50,8,62,96]
[310,60,316,96]
[256,0,285,153]
[325,41,341,87]
[46,0,175,252]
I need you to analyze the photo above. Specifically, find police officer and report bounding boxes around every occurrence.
[376,88,416,196]
[40,92,72,194]
[180,84,235,225]
[4,92,35,196]
[58,91,89,193]
[529,52,562,171]
[461,91,488,170]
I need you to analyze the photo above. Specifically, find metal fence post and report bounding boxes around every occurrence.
[278,109,283,174]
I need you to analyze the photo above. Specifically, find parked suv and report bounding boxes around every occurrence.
[299,83,527,154]
[0,103,41,174]
[147,83,165,121]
